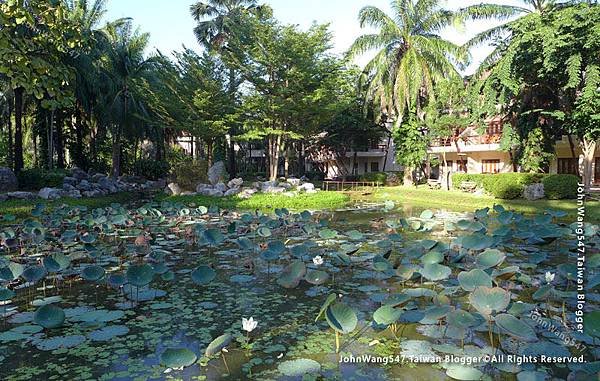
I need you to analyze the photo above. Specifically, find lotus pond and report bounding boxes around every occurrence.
[0,199,599,380]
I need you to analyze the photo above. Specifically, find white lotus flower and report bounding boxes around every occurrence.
[277,353,284,359]
[242,317,258,333]
[545,271,555,284]
[312,255,324,266]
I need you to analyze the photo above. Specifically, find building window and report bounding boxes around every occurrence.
[364,161,368,173]
[482,159,500,174]
[557,158,579,175]
[371,162,379,172]
[457,159,467,173]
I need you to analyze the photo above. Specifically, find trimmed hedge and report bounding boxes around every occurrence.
[452,172,550,199]
[542,174,579,199]
[360,172,387,184]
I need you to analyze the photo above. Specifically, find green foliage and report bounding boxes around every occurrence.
[520,128,556,172]
[163,191,349,211]
[133,159,169,180]
[393,117,428,169]
[452,173,546,199]
[451,174,486,190]
[173,160,208,191]
[17,169,68,190]
[359,172,387,184]
[542,174,579,199]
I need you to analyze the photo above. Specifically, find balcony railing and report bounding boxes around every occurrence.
[432,134,502,147]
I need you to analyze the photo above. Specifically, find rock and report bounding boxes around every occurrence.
[62,176,77,186]
[0,167,18,192]
[286,178,301,187]
[64,190,81,199]
[196,183,211,193]
[62,183,77,192]
[82,190,101,198]
[38,187,61,200]
[91,173,107,182]
[523,183,544,200]
[215,182,228,193]
[77,179,91,191]
[224,188,241,196]
[206,189,224,197]
[227,178,243,188]
[6,191,36,200]
[0,194,8,201]
[300,175,309,182]
[165,182,182,196]
[72,168,89,180]
[262,185,286,194]
[207,161,227,185]
[180,191,195,196]
[298,183,315,192]
[238,188,257,199]
[280,182,292,190]
[282,191,297,197]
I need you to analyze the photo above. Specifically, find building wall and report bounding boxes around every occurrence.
[434,151,512,174]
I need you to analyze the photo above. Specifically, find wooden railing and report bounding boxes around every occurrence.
[323,181,381,191]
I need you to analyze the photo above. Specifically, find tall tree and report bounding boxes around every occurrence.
[348,0,468,184]
[0,0,82,172]
[190,0,269,178]
[101,21,151,177]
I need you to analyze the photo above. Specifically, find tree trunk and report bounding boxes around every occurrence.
[55,112,65,169]
[48,110,54,169]
[111,125,122,178]
[206,140,213,168]
[296,141,305,177]
[581,138,597,191]
[13,87,24,172]
[227,67,237,178]
[7,99,13,168]
[403,166,414,187]
[268,135,281,181]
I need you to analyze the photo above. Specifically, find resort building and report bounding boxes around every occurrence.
[426,118,600,184]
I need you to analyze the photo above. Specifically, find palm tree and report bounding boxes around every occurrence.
[348,0,469,122]
[62,0,130,169]
[190,0,269,178]
[348,0,471,184]
[102,21,152,177]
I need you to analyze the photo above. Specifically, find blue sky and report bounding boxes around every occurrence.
[103,0,524,75]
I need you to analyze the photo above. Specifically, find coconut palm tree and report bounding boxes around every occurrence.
[101,21,152,177]
[190,0,270,178]
[348,0,469,122]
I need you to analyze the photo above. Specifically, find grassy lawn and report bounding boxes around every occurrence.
[159,191,350,211]
[0,192,141,222]
[349,186,600,223]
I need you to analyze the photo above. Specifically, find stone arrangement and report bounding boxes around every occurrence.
[0,167,165,202]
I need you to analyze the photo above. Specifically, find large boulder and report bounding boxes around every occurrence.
[238,188,257,199]
[165,182,182,196]
[298,183,315,192]
[286,177,301,187]
[227,178,243,189]
[38,187,62,200]
[207,161,227,185]
[523,183,544,201]
[262,185,286,194]
[215,182,228,193]
[0,167,18,192]
[6,191,36,200]
[224,188,241,196]
[196,183,212,193]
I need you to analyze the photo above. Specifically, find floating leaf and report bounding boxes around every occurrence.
[161,348,197,368]
[278,358,321,377]
[34,304,65,329]
[458,269,492,291]
[191,265,216,285]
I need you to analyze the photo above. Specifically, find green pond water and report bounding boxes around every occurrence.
[0,200,598,381]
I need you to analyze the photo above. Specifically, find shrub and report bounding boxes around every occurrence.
[482,173,546,199]
[174,160,208,190]
[305,170,325,181]
[17,168,69,190]
[133,159,170,180]
[542,174,579,199]
[451,174,486,189]
[360,172,387,184]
